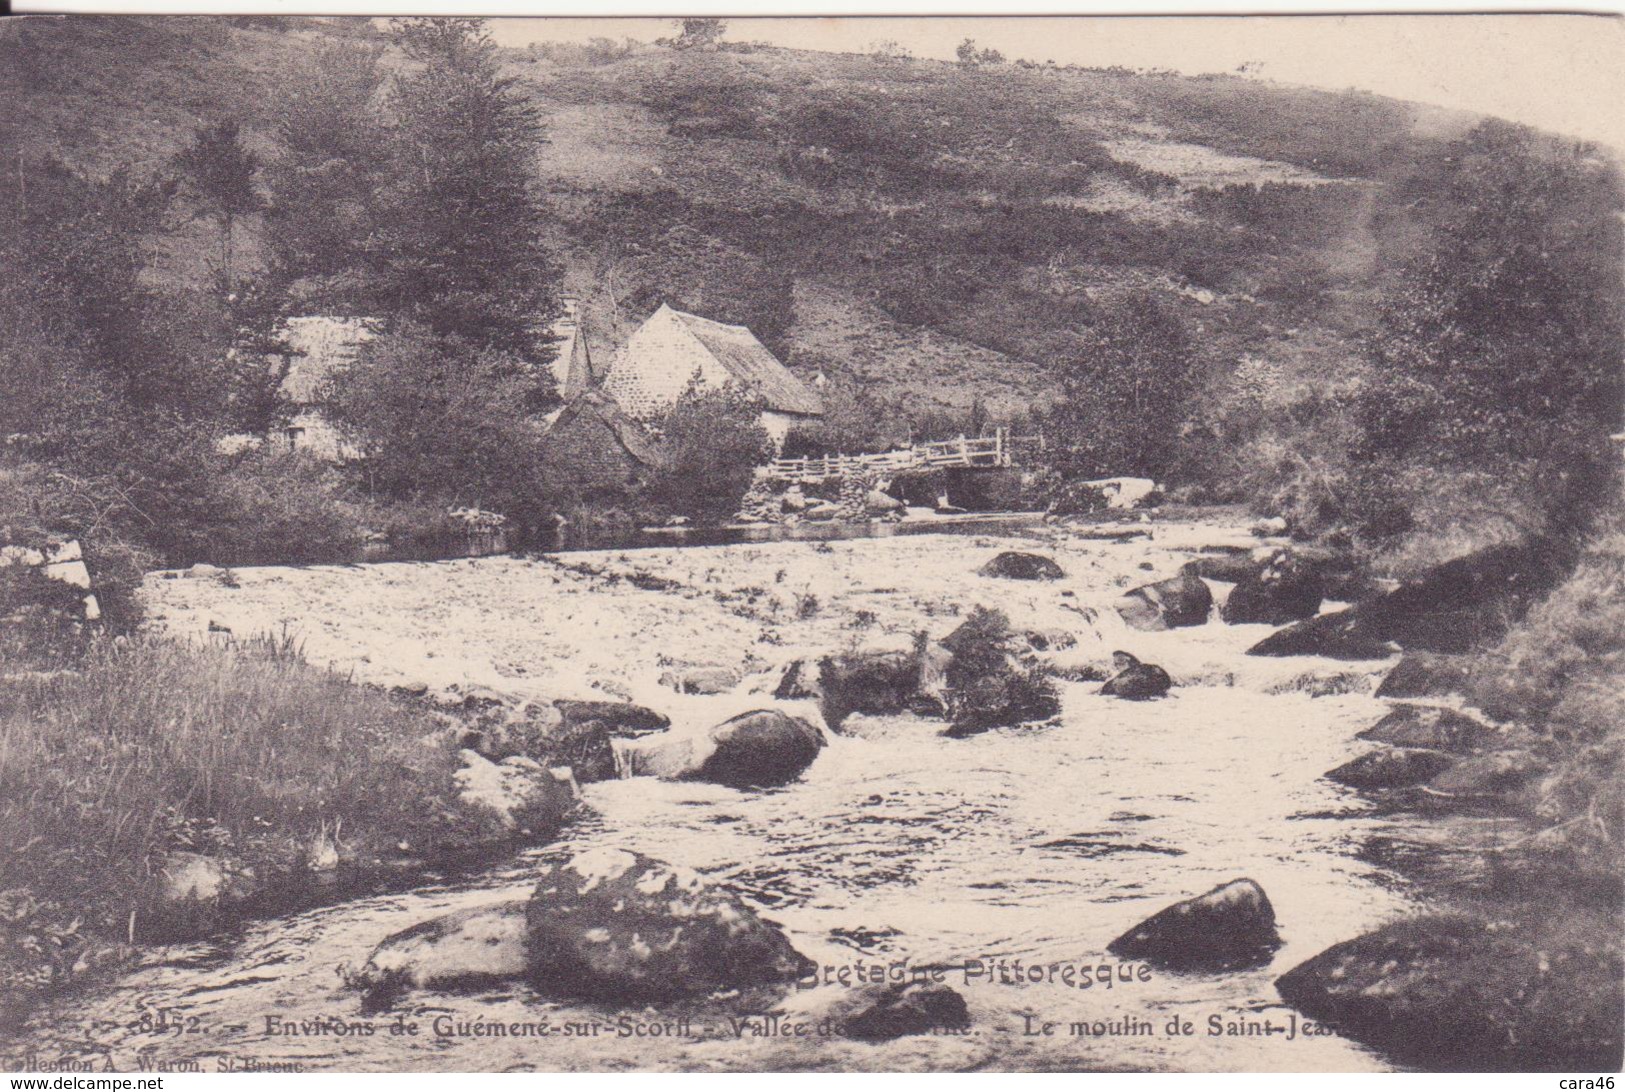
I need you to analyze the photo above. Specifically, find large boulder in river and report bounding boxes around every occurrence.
[1250,540,1571,660]
[1245,606,1394,660]
[352,901,530,1002]
[453,750,579,833]
[1099,651,1172,700]
[1374,652,1476,698]
[479,702,666,781]
[1275,915,1623,1070]
[659,664,742,695]
[692,710,824,788]
[524,847,813,1001]
[1221,557,1323,626]
[554,700,670,737]
[1326,747,1457,790]
[621,710,825,788]
[1181,552,1260,585]
[806,645,948,730]
[1107,879,1281,971]
[978,551,1064,581]
[463,700,663,784]
[1373,540,1572,652]
[1116,572,1213,631]
[840,982,972,1041]
[1357,705,1494,753]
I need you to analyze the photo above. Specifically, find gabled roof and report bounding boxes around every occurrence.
[278,316,375,403]
[547,389,663,466]
[666,307,825,417]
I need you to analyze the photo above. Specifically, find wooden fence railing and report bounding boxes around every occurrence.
[765,428,1029,482]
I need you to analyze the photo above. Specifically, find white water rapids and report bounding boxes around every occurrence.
[1,517,1522,1072]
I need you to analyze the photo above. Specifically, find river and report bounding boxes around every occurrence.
[1,515,1516,1072]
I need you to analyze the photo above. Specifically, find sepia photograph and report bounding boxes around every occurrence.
[0,7,1621,1077]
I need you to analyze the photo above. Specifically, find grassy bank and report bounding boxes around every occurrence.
[1468,507,1625,892]
[0,634,533,1025]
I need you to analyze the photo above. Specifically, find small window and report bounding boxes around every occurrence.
[286,427,306,445]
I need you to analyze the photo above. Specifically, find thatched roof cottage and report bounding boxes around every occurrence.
[601,305,824,449]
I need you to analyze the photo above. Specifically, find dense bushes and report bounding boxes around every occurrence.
[322,324,557,542]
[166,452,375,567]
[1043,295,1197,482]
[1463,507,1625,884]
[1342,123,1622,547]
[646,386,773,525]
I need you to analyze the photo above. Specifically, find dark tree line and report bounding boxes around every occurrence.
[0,17,571,576]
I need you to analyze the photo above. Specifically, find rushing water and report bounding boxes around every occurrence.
[1,523,1514,1073]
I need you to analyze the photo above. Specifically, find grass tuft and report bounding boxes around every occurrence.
[0,634,510,1004]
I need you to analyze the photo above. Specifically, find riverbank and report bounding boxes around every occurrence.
[0,635,577,1030]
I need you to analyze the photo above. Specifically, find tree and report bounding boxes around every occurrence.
[649,384,772,524]
[262,40,389,300]
[1352,121,1624,538]
[370,18,562,371]
[321,323,556,537]
[668,18,725,51]
[1045,296,1196,480]
[174,119,261,292]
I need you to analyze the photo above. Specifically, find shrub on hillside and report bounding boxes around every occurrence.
[1347,122,1622,549]
[529,36,640,67]
[613,225,796,348]
[1467,508,1625,737]
[1464,508,1625,884]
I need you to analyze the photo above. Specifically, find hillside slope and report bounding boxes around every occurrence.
[0,16,1501,429]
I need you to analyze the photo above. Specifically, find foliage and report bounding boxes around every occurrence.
[261,39,389,303]
[941,606,1058,734]
[666,18,726,51]
[1345,122,1624,545]
[170,453,375,567]
[1466,506,1625,883]
[647,385,773,525]
[1044,295,1197,480]
[0,460,155,632]
[869,39,912,64]
[0,635,511,990]
[528,36,641,67]
[322,323,556,540]
[369,18,563,366]
[955,39,1005,66]
[172,118,262,290]
[785,378,909,457]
